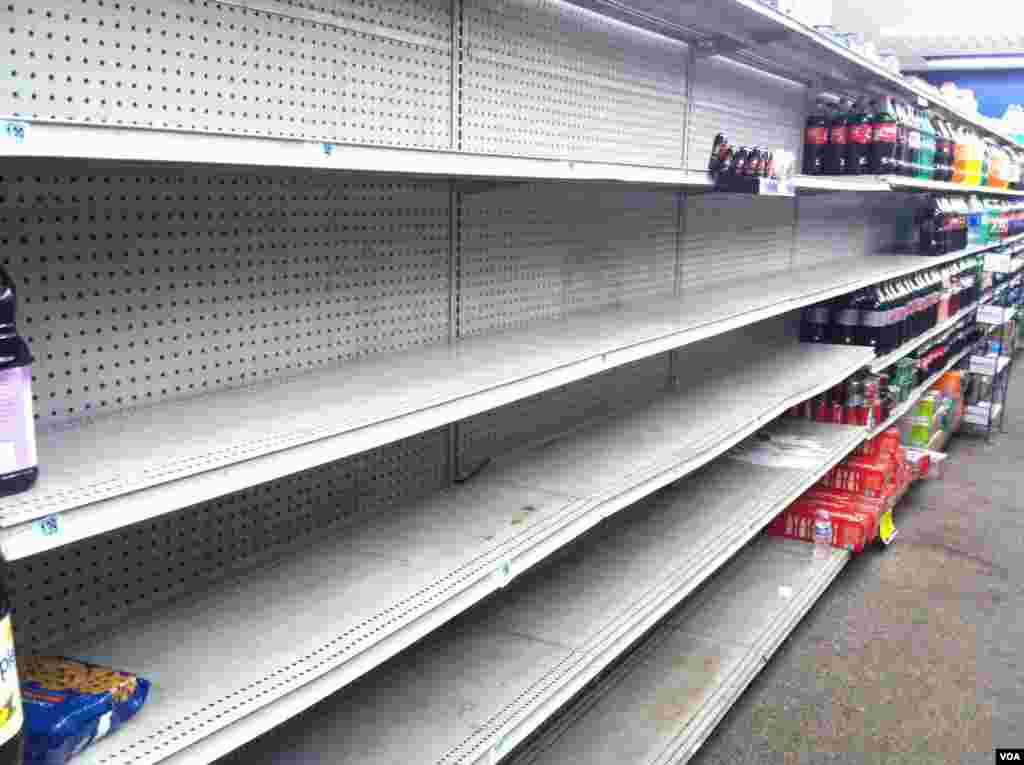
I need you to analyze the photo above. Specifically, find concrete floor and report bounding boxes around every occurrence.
[690,369,1024,765]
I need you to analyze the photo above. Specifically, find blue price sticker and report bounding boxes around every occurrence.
[33,514,61,538]
[0,120,27,144]
[322,142,335,157]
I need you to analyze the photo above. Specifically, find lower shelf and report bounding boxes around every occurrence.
[219,421,862,765]
[507,537,849,765]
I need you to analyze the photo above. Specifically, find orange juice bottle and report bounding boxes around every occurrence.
[952,129,968,183]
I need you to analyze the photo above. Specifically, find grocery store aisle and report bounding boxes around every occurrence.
[691,368,1024,765]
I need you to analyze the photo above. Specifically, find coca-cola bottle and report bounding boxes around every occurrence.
[870,97,899,174]
[803,102,829,175]
[905,108,922,178]
[846,98,874,174]
[826,99,851,175]
[709,133,728,174]
[832,292,861,345]
[859,288,884,350]
[800,303,830,343]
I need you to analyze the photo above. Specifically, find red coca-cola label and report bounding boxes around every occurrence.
[830,126,848,144]
[849,124,872,144]
[872,122,897,143]
[805,126,828,145]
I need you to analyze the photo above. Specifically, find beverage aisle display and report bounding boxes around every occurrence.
[802,97,1024,189]
[799,256,980,355]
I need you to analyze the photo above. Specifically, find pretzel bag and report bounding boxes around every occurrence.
[18,657,151,764]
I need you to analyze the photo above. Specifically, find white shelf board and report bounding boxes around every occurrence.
[4,242,982,559]
[790,174,893,193]
[506,537,849,765]
[870,344,976,438]
[885,176,1024,197]
[869,301,978,373]
[205,422,863,765]
[791,174,1024,197]
[0,119,714,188]
[61,345,869,765]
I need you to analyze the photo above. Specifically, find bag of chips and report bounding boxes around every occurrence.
[18,657,151,764]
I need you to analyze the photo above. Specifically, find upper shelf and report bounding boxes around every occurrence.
[0,240,1000,560]
[0,120,714,187]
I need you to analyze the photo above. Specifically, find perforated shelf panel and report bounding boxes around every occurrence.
[679,194,795,293]
[1,0,452,147]
[457,185,679,336]
[218,420,862,765]
[0,162,451,427]
[460,0,689,166]
[684,56,805,173]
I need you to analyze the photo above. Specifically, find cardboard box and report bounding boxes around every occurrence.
[766,501,879,553]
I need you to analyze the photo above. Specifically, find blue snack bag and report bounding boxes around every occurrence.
[18,657,151,764]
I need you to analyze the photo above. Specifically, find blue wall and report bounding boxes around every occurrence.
[913,69,1024,120]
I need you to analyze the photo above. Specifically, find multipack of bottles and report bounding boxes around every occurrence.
[785,373,886,427]
[708,133,776,178]
[800,257,980,355]
[803,97,1024,188]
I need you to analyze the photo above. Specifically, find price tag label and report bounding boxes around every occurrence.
[496,559,514,586]
[321,142,335,157]
[0,120,28,144]
[985,252,1013,273]
[879,509,897,545]
[33,514,61,538]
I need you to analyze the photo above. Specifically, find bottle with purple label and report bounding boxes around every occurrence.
[0,267,37,498]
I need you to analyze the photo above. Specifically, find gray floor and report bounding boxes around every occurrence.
[690,367,1024,765]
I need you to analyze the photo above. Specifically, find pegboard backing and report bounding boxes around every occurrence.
[0,161,450,428]
[458,353,669,473]
[460,0,688,165]
[679,194,795,293]
[793,193,916,270]
[685,56,805,172]
[8,426,449,653]
[457,184,678,336]
[0,0,451,147]
[792,193,871,269]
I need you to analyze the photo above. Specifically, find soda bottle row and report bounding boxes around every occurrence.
[799,258,979,355]
[786,373,883,428]
[918,197,968,255]
[802,97,1024,188]
[708,134,776,178]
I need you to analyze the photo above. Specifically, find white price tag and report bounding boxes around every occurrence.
[985,253,1013,273]
[778,585,794,600]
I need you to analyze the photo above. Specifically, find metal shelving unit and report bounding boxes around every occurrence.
[3,245,991,560]
[0,0,1007,763]
[55,342,869,765]
[212,423,861,765]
